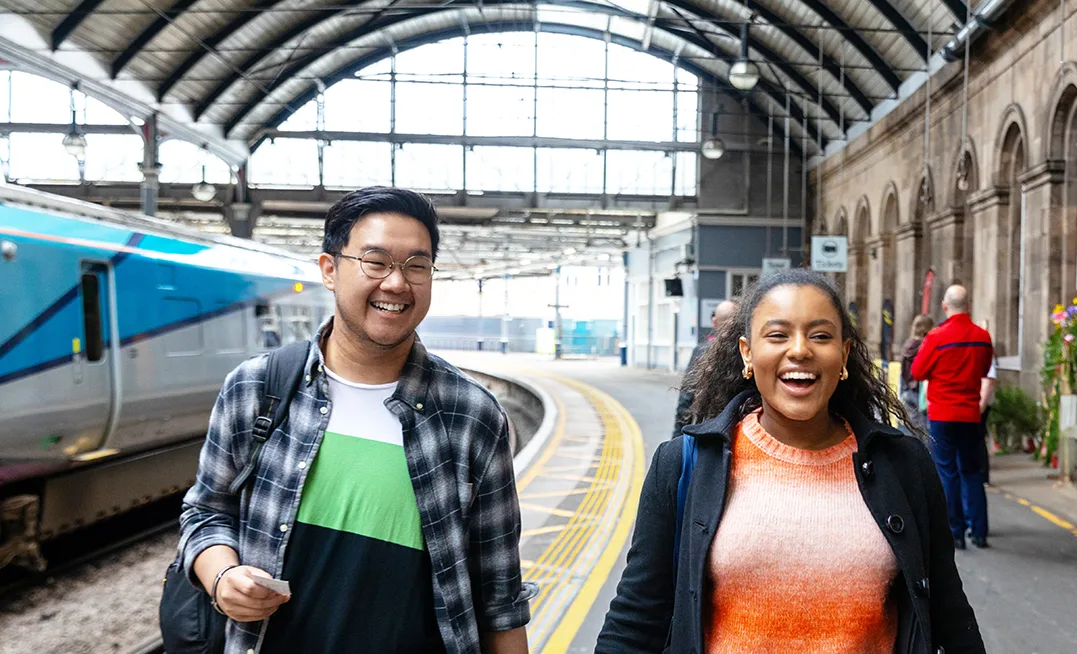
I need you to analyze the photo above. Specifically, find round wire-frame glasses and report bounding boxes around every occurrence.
[335,249,438,285]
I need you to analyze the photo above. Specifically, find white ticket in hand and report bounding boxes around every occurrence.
[251,575,291,595]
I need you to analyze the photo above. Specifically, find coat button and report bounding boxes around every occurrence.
[297,461,306,470]
[861,460,874,477]
[886,514,905,534]
[319,406,328,415]
[416,402,424,410]
[280,524,288,532]
[916,577,931,597]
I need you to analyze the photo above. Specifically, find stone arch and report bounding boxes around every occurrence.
[950,140,979,207]
[1044,62,1077,162]
[853,196,871,244]
[880,182,900,234]
[833,207,848,238]
[995,103,1030,186]
[910,167,935,225]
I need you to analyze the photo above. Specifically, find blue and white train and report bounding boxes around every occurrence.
[0,184,332,570]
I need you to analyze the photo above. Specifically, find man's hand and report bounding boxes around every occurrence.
[193,545,290,623]
[214,566,291,622]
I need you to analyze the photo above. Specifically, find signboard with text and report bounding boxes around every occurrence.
[811,236,848,272]
[762,258,792,276]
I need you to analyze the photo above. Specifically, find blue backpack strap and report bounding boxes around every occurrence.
[673,434,698,579]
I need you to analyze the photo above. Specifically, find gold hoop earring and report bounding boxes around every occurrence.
[840,366,849,381]
[743,363,754,380]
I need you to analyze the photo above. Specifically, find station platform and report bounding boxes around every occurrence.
[442,352,1077,654]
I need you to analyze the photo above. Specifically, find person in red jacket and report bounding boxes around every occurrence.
[911,284,994,549]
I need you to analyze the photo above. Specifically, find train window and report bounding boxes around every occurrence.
[216,302,246,354]
[255,302,283,349]
[163,298,204,357]
[79,272,104,362]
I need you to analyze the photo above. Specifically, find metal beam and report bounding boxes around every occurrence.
[155,0,279,101]
[941,0,970,21]
[665,4,842,127]
[0,122,138,135]
[51,0,106,51]
[679,0,876,110]
[111,0,200,79]
[256,129,762,152]
[787,0,906,90]
[192,0,367,120]
[856,0,928,57]
[235,19,821,151]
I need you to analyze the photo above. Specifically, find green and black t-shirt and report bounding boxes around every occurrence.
[262,369,444,654]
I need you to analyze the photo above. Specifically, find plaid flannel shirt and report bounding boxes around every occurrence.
[178,319,535,654]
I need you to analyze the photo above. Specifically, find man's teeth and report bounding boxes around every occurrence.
[781,372,817,381]
[371,301,406,312]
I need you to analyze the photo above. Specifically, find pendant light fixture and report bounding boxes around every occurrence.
[728,22,760,91]
[62,83,87,160]
[701,107,725,160]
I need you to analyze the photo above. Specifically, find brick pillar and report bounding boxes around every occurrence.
[927,207,968,290]
[846,245,869,335]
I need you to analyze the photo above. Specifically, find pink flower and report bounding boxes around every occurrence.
[1065,333,1074,343]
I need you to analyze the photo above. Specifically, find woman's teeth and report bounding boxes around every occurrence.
[780,372,817,381]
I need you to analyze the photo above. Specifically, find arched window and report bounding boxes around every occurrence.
[998,122,1026,358]
[251,33,699,196]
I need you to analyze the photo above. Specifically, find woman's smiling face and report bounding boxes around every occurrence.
[739,284,851,422]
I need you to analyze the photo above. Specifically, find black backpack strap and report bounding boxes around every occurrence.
[228,341,311,494]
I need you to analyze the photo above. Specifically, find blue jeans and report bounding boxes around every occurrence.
[929,420,989,541]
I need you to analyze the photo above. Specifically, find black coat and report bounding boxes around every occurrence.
[596,391,985,654]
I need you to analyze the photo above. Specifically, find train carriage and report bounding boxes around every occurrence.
[0,184,331,570]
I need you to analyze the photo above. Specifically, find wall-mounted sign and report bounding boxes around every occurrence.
[762,258,792,276]
[811,235,848,272]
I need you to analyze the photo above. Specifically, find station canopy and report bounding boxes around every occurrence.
[0,0,972,277]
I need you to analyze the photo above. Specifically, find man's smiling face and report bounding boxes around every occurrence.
[320,212,433,350]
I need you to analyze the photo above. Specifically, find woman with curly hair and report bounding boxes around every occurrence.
[595,268,984,654]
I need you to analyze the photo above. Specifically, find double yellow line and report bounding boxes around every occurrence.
[521,375,645,653]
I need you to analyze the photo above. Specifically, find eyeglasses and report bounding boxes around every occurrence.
[335,249,438,285]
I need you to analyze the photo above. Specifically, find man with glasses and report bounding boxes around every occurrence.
[178,187,535,654]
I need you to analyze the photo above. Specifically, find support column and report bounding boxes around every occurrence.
[139,114,160,217]
[846,245,869,335]
[866,235,895,359]
[1018,161,1066,390]
[226,201,261,239]
[926,207,969,313]
[967,186,1009,348]
[893,222,922,341]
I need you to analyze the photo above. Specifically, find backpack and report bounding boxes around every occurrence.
[159,341,310,654]
[673,434,698,579]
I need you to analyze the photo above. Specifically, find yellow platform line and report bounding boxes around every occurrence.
[531,377,645,653]
[519,502,579,518]
[522,524,570,538]
[515,383,568,493]
[988,487,1077,538]
[524,385,621,645]
[520,487,594,500]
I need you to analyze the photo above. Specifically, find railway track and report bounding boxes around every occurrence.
[0,494,182,602]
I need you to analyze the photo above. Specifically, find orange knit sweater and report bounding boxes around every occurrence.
[704,410,899,653]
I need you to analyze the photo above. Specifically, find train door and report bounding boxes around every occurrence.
[71,261,117,455]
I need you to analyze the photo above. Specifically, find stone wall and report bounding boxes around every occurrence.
[813,0,1077,391]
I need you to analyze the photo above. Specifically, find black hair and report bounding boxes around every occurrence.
[322,186,440,261]
[684,268,910,429]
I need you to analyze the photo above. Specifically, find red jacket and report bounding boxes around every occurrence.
[910,313,993,423]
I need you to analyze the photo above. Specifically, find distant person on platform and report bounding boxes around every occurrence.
[672,300,738,438]
[898,314,934,434]
[911,285,994,550]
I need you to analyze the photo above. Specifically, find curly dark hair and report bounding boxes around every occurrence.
[683,268,911,430]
